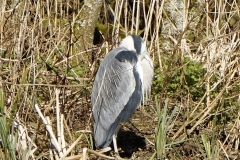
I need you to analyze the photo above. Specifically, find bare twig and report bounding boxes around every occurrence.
[34,103,63,157]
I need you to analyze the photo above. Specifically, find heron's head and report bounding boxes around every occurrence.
[119,35,148,60]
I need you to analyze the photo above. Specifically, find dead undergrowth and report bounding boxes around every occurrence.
[0,0,240,159]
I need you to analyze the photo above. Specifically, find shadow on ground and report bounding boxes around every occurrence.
[116,129,146,158]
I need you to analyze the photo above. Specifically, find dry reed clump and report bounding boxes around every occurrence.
[0,0,240,159]
[0,0,97,159]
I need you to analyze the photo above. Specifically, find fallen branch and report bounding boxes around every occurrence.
[63,147,114,160]
[34,103,63,157]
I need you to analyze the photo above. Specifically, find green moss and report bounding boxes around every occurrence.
[152,56,206,101]
[96,22,108,35]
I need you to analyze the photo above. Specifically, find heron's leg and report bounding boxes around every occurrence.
[113,135,122,160]
[113,134,118,154]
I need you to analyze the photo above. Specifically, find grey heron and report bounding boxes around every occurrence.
[91,35,153,152]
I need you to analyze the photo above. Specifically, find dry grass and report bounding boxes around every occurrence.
[0,0,240,159]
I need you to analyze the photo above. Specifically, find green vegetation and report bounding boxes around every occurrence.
[154,98,182,159]
[0,88,17,160]
[153,57,207,100]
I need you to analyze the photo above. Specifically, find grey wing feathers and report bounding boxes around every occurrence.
[91,48,137,148]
